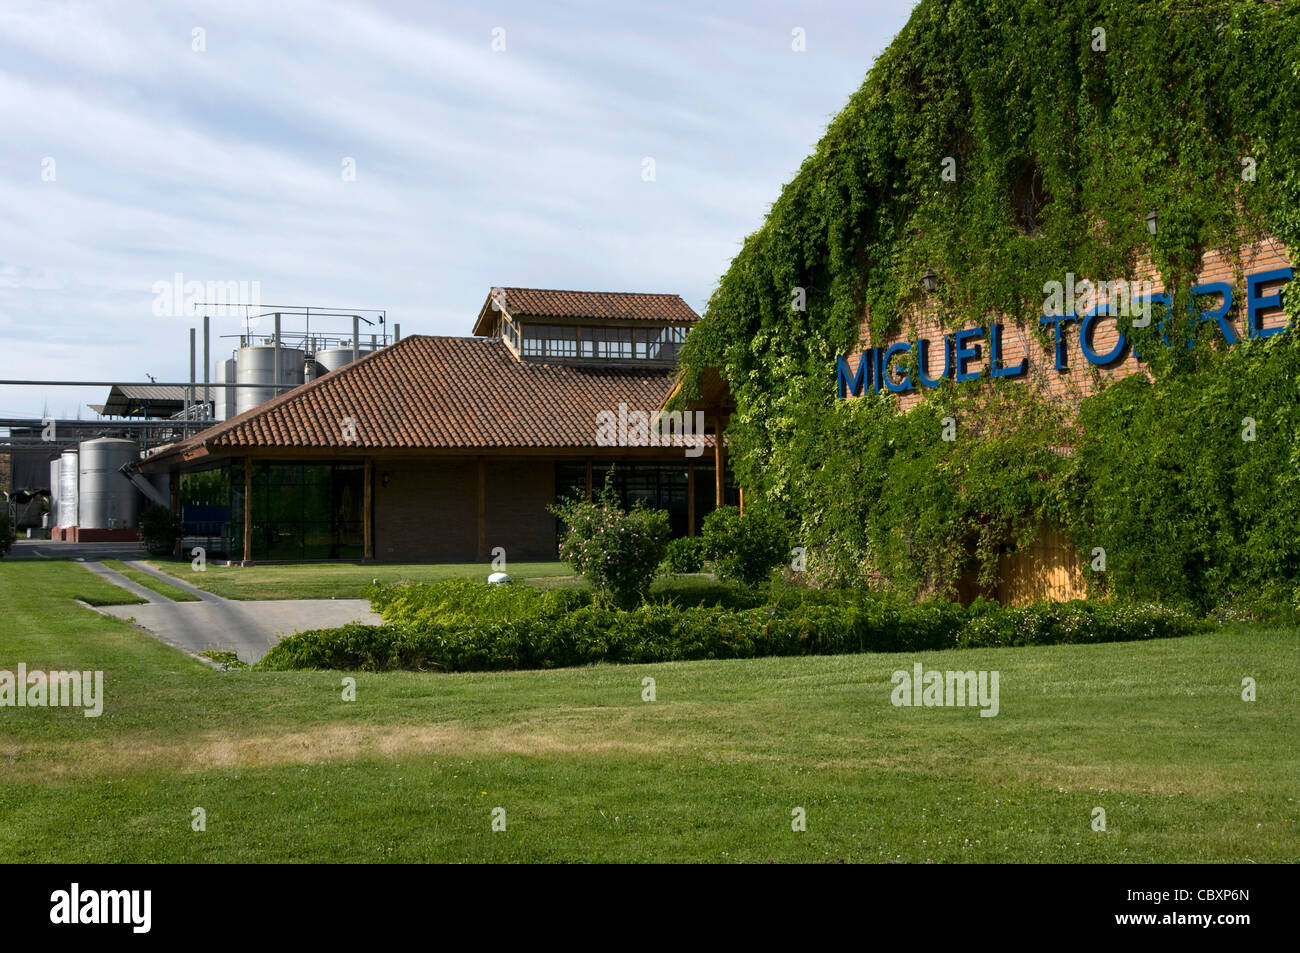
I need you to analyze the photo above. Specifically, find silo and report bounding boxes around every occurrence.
[78,438,141,530]
[214,358,238,421]
[314,345,373,374]
[58,450,79,529]
[48,459,61,527]
[235,345,305,416]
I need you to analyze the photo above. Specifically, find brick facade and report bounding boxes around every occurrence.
[836,238,1292,604]
[842,238,1292,411]
[373,457,557,562]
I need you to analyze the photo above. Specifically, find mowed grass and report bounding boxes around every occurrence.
[0,560,1296,863]
[101,560,201,602]
[53,565,147,607]
[145,559,578,600]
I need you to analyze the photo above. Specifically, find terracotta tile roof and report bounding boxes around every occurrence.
[146,335,712,461]
[473,287,699,334]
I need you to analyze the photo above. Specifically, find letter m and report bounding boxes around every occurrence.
[837,352,871,399]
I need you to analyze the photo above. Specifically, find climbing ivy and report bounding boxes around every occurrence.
[675,0,1300,612]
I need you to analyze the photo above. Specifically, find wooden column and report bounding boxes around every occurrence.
[585,456,593,501]
[739,487,745,514]
[169,468,182,558]
[476,456,487,560]
[242,455,253,564]
[363,457,374,561]
[713,413,725,507]
[687,461,696,537]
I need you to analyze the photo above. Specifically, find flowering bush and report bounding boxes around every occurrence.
[550,480,670,608]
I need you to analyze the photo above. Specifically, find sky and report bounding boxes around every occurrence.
[0,0,917,418]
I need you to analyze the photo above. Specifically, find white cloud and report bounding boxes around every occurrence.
[0,0,916,418]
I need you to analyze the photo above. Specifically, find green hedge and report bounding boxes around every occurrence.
[258,581,1201,672]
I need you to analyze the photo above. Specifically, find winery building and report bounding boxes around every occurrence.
[143,289,736,563]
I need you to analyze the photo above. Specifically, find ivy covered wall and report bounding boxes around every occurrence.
[676,0,1300,613]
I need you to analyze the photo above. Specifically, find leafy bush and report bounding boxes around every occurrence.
[365,578,590,626]
[700,504,793,587]
[139,505,183,557]
[550,477,671,608]
[661,536,706,574]
[258,580,1201,673]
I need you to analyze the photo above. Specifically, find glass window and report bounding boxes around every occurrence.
[555,461,734,539]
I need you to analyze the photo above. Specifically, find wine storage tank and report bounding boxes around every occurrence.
[314,345,373,374]
[78,438,141,530]
[49,459,61,527]
[215,358,238,421]
[235,345,305,416]
[58,450,79,528]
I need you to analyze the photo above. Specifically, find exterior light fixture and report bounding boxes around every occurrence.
[381,471,390,488]
[922,269,938,294]
[1145,209,1158,237]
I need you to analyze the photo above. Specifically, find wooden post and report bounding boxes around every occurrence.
[476,456,487,560]
[242,455,253,564]
[687,460,696,537]
[169,468,182,559]
[739,487,745,514]
[585,457,593,501]
[713,413,725,507]
[363,457,373,560]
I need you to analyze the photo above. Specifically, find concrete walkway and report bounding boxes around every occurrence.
[80,561,381,664]
[10,539,149,561]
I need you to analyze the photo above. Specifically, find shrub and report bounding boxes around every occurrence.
[550,477,671,608]
[258,578,1202,673]
[139,505,183,557]
[699,504,792,587]
[661,536,706,574]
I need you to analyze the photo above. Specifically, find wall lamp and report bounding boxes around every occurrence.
[1145,209,1158,237]
[922,269,938,294]
[381,471,390,488]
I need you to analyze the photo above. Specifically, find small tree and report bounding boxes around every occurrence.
[700,503,792,587]
[550,474,670,608]
[139,505,183,557]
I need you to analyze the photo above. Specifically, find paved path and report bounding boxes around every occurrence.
[10,539,149,561]
[78,561,381,664]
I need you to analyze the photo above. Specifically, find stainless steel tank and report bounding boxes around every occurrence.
[314,345,372,374]
[77,438,141,529]
[235,345,305,416]
[215,358,238,421]
[58,450,79,528]
[49,459,61,527]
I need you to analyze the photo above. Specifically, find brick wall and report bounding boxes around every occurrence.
[374,460,477,561]
[843,238,1292,411]
[484,459,557,561]
[373,457,558,562]
[836,238,1291,604]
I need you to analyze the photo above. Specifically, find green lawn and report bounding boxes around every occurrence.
[144,559,579,600]
[101,559,201,602]
[0,560,1295,863]
[142,558,729,602]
